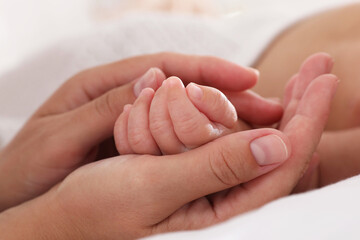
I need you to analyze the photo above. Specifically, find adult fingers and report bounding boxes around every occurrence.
[58,69,165,151]
[186,83,237,129]
[145,128,290,213]
[282,75,338,185]
[37,53,258,116]
[127,88,161,155]
[226,74,339,214]
[283,74,298,109]
[280,53,333,128]
[293,53,333,100]
[36,67,166,117]
[225,90,283,125]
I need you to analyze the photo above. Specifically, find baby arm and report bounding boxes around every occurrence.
[114,77,249,155]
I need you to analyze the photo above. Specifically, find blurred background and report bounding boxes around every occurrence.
[0,0,244,76]
[0,0,357,146]
[0,0,356,76]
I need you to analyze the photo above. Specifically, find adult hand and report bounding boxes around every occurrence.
[0,54,337,239]
[0,52,282,211]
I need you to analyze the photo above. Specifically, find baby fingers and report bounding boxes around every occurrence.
[114,104,133,154]
[186,83,237,128]
[165,77,229,149]
[114,89,161,155]
[149,80,186,154]
[127,88,161,155]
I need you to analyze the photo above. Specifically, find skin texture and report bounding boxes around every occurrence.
[115,54,335,163]
[0,52,286,212]
[253,3,360,188]
[0,53,338,239]
[0,52,284,213]
[115,78,249,155]
[0,3,357,237]
[116,53,337,193]
[254,3,360,130]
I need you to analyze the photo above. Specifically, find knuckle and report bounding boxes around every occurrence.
[157,52,175,71]
[176,116,201,136]
[149,116,169,137]
[174,114,214,144]
[175,119,213,148]
[206,89,237,126]
[209,143,243,186]
[210,90,228,109]
[157,51,172,59]
[94,91,117,118]
[45,124,81,160]
[70,68,91,82]
[128,129,149,151]
[168,107,201,136]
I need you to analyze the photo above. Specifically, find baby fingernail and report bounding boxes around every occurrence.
[123,104,132,112]
[187,83,203,100]
[248,67,260,78]
[134,68,156,97]
[250,134,289,166]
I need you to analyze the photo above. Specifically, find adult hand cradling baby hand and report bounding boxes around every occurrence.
[0,52,337,239]
[0,52,279,211]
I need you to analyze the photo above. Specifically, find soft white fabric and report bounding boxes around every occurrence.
[145,175,360,240]
[0,1,360,238]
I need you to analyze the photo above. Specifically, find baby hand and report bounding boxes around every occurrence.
[114,77,249,155]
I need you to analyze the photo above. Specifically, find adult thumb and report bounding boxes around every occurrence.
[150,128,291,210]
[60,68,166,148]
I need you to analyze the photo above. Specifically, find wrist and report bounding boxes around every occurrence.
[0,187,83,240]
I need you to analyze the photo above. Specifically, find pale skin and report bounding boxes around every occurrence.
[0,52,286,239]
[0,53,270,212]
[114,2,360,190]
[114,53,339,192]
[115,78,249,155]
[0,4,359,238]
[0,52,338,239]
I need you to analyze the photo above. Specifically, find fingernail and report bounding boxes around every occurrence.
[267,97,282,105]
[134,68,156,97]
[248,67,260,78]
[187,83,203,100]
[138,88,155,99]
[250,134,289,166]
[166,76,184,87]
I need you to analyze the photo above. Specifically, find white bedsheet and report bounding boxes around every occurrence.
[1,1,360,238]
[146,175,360,240]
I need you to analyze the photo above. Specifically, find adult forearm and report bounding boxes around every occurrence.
[0,189,79,240]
